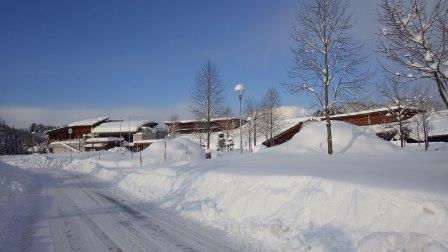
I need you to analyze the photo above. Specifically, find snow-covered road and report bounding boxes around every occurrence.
[3,167,237,252]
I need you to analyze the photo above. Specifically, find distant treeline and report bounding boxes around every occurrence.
[0,118,55,155]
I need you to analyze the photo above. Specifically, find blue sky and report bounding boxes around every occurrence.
[0,0,380,127]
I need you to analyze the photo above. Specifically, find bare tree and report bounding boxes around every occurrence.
[244,97,261,146]
[259,88,283,147]
[192,121,207,147]
[220,107,234,140]
[379,76,413,147]
[378,0,448,108]
[190,60,225,149]
[167,114,181,138]
[285,0,370,154]
[411,87,433,150]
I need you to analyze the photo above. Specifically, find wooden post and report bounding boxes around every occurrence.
[138,140,142,167]
[164,140,167,163]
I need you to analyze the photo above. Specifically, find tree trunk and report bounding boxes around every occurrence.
[423,122,429,151]
[398,116,404,148]
[325,116,333,154]
[416,122,420,146]
[206,119,211,149]
[253,121,257,146]
[324,71,333,154]
[323,22,333,155]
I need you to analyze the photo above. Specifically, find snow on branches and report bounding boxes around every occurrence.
[378,0,448,108]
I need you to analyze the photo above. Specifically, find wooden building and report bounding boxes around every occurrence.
[84,137,124,151]
[45,117,109,142]
[91,120,159,151]
[262,107,423,147]
[45,118,159,153]
[45,117,110,153]
[165,117,243,134]
[328,107,422,126]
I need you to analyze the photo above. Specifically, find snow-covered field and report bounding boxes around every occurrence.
[1,121,448,251]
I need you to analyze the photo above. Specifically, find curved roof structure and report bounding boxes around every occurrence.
[67,117,109,127]
[91,120,157,134]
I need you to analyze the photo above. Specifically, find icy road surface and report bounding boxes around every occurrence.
[6,168,237,252]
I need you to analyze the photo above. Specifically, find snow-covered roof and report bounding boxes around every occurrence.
[165,117,240,124]
[277,117,319,133]
[130,139,157,145]
[67,117,109,127]
[360,123,395,134]
[85,137,124,143]
[402,110,448,140]
[91,120,157,134]
[429,110,448,136]
[328,106,418,119]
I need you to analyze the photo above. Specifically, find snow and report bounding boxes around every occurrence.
[277,106,310,119]
[428,110,448,136]
[1,123,448,251]
[327,106,401,119]
[141,138,205,163]
[107,146,131,153]
[413,34,423,43]
[85,137,124,143]
[91,120,156,133]
[0,157,241,251]
[67,117,109,127]
[431,62,439,70]
[165,117,239,124]
[267,121,398,154]
[424,51,434,62]
[0,159,41,251]
[407,110,448,140]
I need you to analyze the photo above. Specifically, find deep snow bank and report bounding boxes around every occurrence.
[142,138,205,163]
[270,121,398,154]
[2,144,448,251]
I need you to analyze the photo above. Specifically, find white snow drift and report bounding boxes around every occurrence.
[269,121,399,154]
[1,122,448,251]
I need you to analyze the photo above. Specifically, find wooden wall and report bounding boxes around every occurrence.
[166,118,242,134]
[47,126,92,141]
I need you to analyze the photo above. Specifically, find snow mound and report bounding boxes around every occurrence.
[107,147,131,154]
[142,138,205,163]
[272,121,398,154]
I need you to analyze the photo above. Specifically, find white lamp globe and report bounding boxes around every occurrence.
[234,84,245,97]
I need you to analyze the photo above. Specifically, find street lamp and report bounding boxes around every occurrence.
[234,83,245,153]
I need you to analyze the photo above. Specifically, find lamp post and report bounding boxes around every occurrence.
[68,127,73,159]
[247,116,252,152]
[234,83,245,153]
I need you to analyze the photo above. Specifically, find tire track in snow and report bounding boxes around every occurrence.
[49,188,123,252]
[93,191,235,252]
